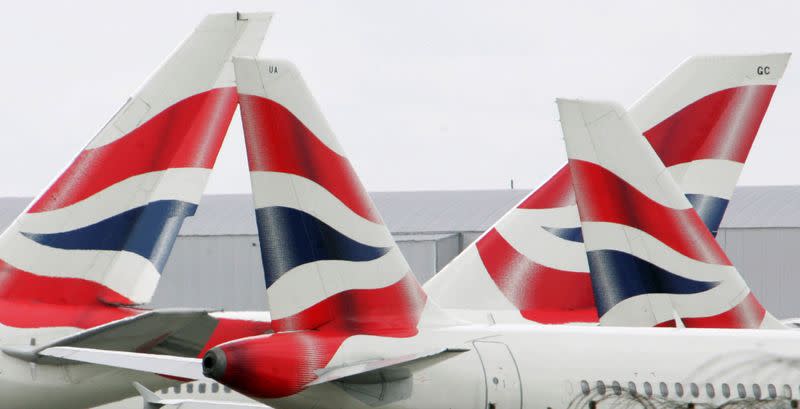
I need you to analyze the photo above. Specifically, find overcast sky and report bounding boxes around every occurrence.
[1,1,799,196]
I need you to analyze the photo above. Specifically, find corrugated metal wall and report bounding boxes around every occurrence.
[717,228,800,318]
[150,236,267,310]
[151,233,468,311]
[150,227,800,319]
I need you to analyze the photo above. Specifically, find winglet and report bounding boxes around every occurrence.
[133,382,165,409]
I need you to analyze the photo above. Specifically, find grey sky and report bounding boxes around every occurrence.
[1,1,799,196]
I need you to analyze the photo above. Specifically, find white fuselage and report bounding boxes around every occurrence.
[93,380,266,409]
[0,324,179,409]
[260,324,800,409]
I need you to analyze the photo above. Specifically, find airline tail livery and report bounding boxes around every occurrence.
[0,13,274,409]
[561,98,783,329]
[425,53,790,325]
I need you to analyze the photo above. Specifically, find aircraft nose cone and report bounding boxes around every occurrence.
[202,348,227,380]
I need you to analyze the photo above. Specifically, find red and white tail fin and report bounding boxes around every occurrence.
[0,13,272,329]
[559,98,783,329]
[424,53,789,325]
[632,53,790,235]
[234,57,455,335]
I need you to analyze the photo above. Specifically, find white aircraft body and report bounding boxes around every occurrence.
[48,61,800,409]
[92,380,261,409]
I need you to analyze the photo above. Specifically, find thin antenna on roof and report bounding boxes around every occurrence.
[510,179,514,190]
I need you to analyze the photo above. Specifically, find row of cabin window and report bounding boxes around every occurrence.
[159,383,232,394]
[580,380,792,400]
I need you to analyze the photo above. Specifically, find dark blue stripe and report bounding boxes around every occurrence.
[587,249,720,317]
[685,194,729,237]
[256,206,392,287]
[542,226,584,243]
[22,200,197,272]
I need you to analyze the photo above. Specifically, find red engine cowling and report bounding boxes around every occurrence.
[202,331,349,399]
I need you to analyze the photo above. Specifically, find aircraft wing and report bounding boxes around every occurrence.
[38,345,469,389]
[39,346,204,380]
[308,347,469,386]
[3,309,219,364]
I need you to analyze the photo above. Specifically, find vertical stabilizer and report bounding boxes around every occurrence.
[558,98,782,329]
[234,57,454,334]
[425,53,790,325]
[0,13,272,329]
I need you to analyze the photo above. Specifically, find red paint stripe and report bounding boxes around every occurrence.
[517,86,775,213]
[476,228,598,324]
[0,259,138,328]
[0,300,137,329]
[570,159,731,266]
[271,273,426,334]
[30,87,237,213]
[517,165,575,210]
[645,85,776,167]
[681,292,766,329]
[238,93,382,224]
[0,258,134,305]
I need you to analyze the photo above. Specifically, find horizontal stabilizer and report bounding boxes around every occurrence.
[308,347,468,386]
[3,309,218,364]
[39,346,204,380]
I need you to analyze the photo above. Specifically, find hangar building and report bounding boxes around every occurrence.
[1,186,799,317]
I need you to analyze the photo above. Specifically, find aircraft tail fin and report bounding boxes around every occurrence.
[234,57,455,335]
[424,53,789,325]
[0,13,272,329]
[559,98,783,329]
[633,53,790,235]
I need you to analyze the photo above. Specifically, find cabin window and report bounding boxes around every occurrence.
[212,383,220,393]
[737,383,747,398]
[674,383,684,397]
[690,383,699,398]
[644,382,653,397]
[784,384,792,398]
[706,383,715,398]
[768,384,777,399]
[722,383,731,398]
[753,384,762,399]
[173,385,181,393]
[659,382,668,397]
[612,381,622,396]
[596,381,607,395]
[628,382,637,395]
[224,386,231,393]
[199,383,206,394]
[186,384,194,393]
[580,380,590,396]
